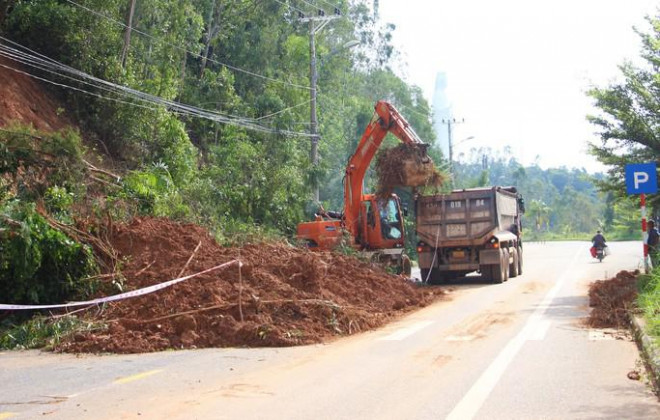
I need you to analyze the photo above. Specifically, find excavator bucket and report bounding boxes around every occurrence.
[375,144,444,198]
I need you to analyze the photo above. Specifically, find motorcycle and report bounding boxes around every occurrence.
[590,245,607,262]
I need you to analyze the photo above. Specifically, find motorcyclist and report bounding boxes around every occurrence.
[592,230,607,249]
[591,230,607,259]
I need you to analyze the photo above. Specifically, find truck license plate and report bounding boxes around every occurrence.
[452,250,465,259]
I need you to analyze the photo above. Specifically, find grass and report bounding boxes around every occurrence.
[0,314,103,350]
[638,270,660,345]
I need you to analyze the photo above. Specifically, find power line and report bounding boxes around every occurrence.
[315,0,345,13]
[63,0,311,91]
[255,99,311,120]
[0,38,313,138]
[272,0,308,16]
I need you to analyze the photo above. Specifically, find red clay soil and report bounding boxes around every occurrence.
[587,270,639,328]
[56,218,441,354]
[0,56,73,132]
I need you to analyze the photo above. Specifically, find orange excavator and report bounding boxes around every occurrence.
[296,100,430,275]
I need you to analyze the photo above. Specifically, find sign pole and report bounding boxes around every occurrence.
[642,193,650,273]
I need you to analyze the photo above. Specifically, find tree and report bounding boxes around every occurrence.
[588,13,660,211]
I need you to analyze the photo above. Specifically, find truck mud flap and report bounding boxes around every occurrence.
[479,249,501,265]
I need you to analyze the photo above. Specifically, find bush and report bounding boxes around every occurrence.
[0,201,98,304]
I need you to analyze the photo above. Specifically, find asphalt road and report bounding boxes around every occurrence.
[1,241,659,419]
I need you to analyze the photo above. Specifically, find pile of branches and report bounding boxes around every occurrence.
[587,270,639,328]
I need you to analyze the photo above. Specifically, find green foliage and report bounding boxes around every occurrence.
[638,270,660,341]
[1,0,438,239]
[0,201,98,304]
[0,125,87,200]
[109,162,191,220]
[0,315,101,350]
[44,185,75,223]
[453,150,607,238]
[586,14,660,213]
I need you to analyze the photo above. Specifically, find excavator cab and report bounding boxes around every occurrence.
[358,195,406,250]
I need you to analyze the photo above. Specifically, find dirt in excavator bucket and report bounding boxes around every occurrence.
[375,144,445,198]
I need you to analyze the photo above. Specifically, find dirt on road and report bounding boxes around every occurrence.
[56,218,441,354]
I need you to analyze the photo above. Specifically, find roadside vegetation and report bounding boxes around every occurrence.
[639,270,660,345]
[585,12,660,344]
[0,0,438,349]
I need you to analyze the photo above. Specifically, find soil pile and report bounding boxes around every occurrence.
[587,270,639,328]
[375,144,444,198]
[56,218,440,353]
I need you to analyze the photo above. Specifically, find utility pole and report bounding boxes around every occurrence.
[441,117,465,175]
[300,12,339,202]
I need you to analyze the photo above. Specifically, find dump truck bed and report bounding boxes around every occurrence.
[416,187,518,247]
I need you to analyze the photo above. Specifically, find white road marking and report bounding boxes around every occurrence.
[446,245,585,420]
[378,320,434,341]
[445,335,477,342]
[527,319,552,341]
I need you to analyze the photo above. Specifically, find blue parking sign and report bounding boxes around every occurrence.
[625,163,658,194]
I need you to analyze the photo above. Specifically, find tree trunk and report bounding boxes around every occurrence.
[199,0,216,77]
[121,0,137,68]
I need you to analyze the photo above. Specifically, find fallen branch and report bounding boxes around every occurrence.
[135,260,156,277]
[83,159,121,181]
[138,298,344,324]
[89,175,121,188]
[177,241,202,278]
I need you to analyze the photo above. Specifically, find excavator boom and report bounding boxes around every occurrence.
[343,100,426,237]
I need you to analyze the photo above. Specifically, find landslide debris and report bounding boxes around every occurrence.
[0,56,73,132]
[56,217,440,354]
[587,270,639,328]
[374,144,444,198]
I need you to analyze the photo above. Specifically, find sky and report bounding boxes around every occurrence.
[378,0,659,172]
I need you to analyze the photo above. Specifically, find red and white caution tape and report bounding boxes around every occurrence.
[0,259,241,311]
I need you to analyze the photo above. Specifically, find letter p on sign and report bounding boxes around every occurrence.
[626,163,658,194]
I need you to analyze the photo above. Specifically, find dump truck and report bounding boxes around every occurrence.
[415,186,525,284]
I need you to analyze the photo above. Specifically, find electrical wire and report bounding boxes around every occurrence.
[272,0,308,16]
[294,0,327,11]
[315,0,345,13]
[0,39,314,138]
[63,0,311,91]
[255,99,311,120]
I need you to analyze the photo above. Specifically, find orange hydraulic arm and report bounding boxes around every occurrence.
[343,100,426,238]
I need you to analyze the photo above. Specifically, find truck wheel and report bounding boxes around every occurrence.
[509,247,519,278]
[480,266,492,282]
[490,263,504,284]
[421,268,443,285]
[491,249,508,284]
[517,246,523,275]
